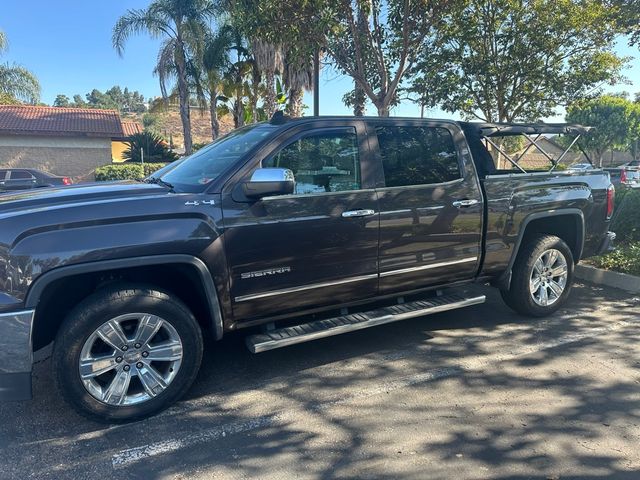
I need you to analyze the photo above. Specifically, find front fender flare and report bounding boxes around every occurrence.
[25,254,224,340]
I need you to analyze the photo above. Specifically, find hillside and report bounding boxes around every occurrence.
[123,107,235,150]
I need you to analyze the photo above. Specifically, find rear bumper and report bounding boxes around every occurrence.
[596,231,616,256]
[0,309,34,401]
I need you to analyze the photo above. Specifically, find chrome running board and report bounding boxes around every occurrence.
[246,293,486,353]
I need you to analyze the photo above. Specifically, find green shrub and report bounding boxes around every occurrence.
[95,163,167,181]
[594,242,640,276]
[611,188,640,243]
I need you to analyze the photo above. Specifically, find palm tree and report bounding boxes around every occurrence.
[113,0,217,155]
[251,39,283,119]
[201,27,234,139]
[283,51,314,118]
[0,29,40,104]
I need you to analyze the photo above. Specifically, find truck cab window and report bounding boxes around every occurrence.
[376,126,460,187]
[263,129,361,194]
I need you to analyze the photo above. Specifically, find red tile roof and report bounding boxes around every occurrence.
[121,121,143,137]
[0,105,125,138]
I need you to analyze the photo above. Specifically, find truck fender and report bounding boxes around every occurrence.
[497,209,585,290]
[25,254,225,340]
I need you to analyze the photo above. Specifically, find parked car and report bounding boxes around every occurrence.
[0,117,615,422]
[0,168,72,192]
[566,162,594,172]
[605,166,640,189]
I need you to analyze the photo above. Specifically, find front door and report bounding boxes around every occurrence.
[222,121,380,322]
[369,121,483,294]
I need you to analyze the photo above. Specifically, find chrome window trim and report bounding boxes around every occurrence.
[234,273,378,303]
[380,256,478,278]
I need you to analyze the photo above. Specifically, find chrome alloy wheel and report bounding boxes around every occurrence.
[530,249,568,307]
[79,313,183,406]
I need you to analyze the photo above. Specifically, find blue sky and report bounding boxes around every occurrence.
[2,0,640,120]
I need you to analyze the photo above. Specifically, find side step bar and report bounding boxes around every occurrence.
[246,293,485,353]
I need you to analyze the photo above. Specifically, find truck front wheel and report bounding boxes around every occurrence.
[53,285,203,423]
[500,235,574,317]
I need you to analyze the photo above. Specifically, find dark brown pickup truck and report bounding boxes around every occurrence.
[0,116,615,422]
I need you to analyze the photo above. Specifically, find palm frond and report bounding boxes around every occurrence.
[0,30,7,54]
[112,8,175,56]
[0,63,41,103]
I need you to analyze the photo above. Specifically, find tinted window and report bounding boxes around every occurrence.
[263,129,361,194]
[376,126,460,187]
[0,170,7,180]
[161,123,278,192]
[9,170,34,180]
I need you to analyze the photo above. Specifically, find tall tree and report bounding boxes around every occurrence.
[53,94,71,107]
[283,47,314,118]
[325,0,450,116]
[251,39,283,119]
[201,25,234,139]
[410,0,626,123]
[566,95,640,166]
[113,0,217,155]
[0,29,40,104]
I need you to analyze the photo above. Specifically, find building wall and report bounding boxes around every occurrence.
[111,141,129,163]
[0,135,112,179]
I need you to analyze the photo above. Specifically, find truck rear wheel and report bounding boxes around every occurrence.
[53,285,203,423]
[500,235,574,317]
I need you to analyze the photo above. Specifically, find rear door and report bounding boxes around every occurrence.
[4,170,37,190]
[369,120,483,294]
[222,120,380,322]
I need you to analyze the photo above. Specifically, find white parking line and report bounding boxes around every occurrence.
[111,318,637,469]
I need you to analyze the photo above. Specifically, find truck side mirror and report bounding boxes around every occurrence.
[242,168,295,199]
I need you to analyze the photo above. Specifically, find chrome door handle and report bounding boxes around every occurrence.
[342,209,376,218]
[452,199,480,208]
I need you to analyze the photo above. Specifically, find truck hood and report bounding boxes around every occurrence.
[0,181,168,214]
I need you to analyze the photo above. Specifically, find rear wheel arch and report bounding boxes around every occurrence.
[500,210,584,288]
[27,255,224,351]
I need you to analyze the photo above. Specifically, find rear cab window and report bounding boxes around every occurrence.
[374,125,462,187]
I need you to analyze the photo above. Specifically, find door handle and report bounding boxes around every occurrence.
[452,199,480,208]
[342,209,376,218]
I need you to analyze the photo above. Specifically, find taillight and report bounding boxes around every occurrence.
[62,177,72,185]
[620,169,627,184]
[606,184,615,220]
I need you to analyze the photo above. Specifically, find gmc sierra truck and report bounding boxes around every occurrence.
[0,116,615,422]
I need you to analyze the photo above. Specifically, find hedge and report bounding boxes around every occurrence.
[95,163,168,181]
[594,242,640,276]
[610,188,640,244]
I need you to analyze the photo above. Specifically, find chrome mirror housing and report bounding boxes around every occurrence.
[243,168,295,199]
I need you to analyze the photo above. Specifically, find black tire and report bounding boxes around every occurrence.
[500,234,574,317]
[53,285,203,423]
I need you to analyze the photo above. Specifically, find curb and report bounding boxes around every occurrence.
[575,264,640,294]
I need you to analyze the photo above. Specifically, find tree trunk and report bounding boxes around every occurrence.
[175,49,193,155]
[353,85,366,116]
[209,90,219,141]
[376,101,390,117]
[288,87,304,118]
[263,69,276,119]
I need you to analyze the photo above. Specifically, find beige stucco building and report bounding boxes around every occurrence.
[0,105,137,180]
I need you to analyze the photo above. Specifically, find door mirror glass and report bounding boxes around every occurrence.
[243,168,295,199]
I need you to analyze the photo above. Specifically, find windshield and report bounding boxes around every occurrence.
[161,123,278,192]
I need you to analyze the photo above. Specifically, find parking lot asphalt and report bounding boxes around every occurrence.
[1,282,639,480]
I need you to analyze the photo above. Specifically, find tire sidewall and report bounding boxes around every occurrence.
[510,235,574,317]
[53,286,203,423]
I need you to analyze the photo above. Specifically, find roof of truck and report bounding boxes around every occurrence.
[268,114,592,137]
